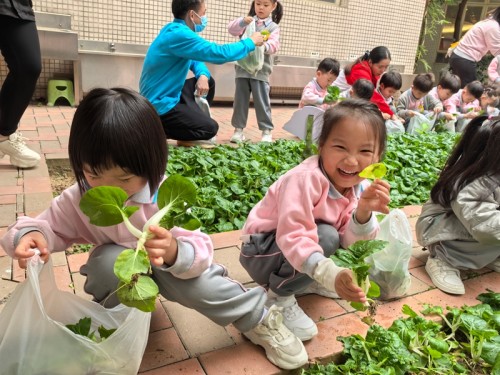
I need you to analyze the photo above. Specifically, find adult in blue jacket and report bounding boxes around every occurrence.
[140,0,264,147]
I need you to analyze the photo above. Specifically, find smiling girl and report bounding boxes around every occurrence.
[240,99,390,344]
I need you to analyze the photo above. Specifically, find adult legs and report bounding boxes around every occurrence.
[449,53,476,88]
[159,77,218,141]
[0,16,42,136]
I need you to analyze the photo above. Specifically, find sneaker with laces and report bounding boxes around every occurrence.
[243,305,308,370]
[425,256,465,295]
[0,132,40,168]
[261,129,272,142]
[267,294,318,341]
[298,281,340,299]
[487,258,500,273]
[230,128,245,143]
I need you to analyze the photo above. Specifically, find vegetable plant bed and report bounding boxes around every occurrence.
[48,133,459,235]
[301,291,500,375]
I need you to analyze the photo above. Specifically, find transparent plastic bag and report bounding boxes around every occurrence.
[365,209,412,300]
[0,254,151,375]
[406,112,434,134]
[236,20,264,75]
[385,119,405,133]
[195,94,212,118]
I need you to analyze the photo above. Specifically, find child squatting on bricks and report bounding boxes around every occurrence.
[240,99,391,343]
[1,87,311,371]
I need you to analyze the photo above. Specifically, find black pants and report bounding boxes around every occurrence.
[0,15,42,136]
[159,76,218,141]
[449,52,477,88]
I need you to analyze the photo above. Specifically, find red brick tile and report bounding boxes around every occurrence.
[0,186,23,195]
[210,230,243,249]
[0,195,16,205]
[305,313,369,362]
[53,264,73,293]
[356,295,422,328]
[66,252,89,273]
[463,271,500,294]
[199,341,282,375]
[401,205,422,218]
[413,288,482,309]
[23,176,52,194]
[150,299,173,332]
[139,328,189,373]
[297,294,346,322]
[139,358,206,374]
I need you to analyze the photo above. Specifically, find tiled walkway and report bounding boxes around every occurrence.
[0,103,498,375]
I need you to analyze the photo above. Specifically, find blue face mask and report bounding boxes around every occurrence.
[193,11,208,33]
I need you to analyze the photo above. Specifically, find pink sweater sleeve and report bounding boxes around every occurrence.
[228,17,246,36]
[488,57,500,83]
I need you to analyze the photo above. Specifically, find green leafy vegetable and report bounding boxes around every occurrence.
[66,317,117,342]
[324,85,341,103]
[359,163,387,179]
[330,240,387,314]
[80,174,200,312]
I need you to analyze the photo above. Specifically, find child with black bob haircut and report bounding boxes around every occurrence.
[417,116,500,295]
[426,72,461,121]
[240,99,390,345]
[1,87,309,371]
[444,80,484,131]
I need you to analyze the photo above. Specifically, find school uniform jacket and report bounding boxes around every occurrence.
[416,174,500,246]
[243,156,378,274]
[0,182,214,280]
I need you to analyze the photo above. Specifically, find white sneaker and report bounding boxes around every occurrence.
[176,137,216,149]
[243,305,308,370]
[0,132,40,168]
[487,258,500,273]
[230,128,245,143]
[267,294,318,341]
[261,129,273,142]
[299,281,340,299]
[425,256,465,295]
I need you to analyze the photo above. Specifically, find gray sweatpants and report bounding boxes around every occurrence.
[80,244,267,332]
[240,224,340,297]
[231,78,273,131]
[428,240,500,270]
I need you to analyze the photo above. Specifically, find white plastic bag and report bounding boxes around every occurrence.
[236,20,264,75]
[0,254,151,375]
[406,112,434,134]
[365,209,412,300]
[195,94,212,118]
[385,119,405,133]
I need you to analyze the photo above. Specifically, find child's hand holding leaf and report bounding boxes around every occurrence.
[335,269,367,303]
[357,163,390,222]
[144,225,178,267]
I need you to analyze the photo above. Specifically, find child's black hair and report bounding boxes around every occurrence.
[352,79,374,100]
[379,70,402,90]
[69,87,168,195]
[482,85,500,107]
[465,80,485,100]
[431,116,500,208]
[317,58,340,76]
[413,73,434,93]
[318,99,386,157]
[490,6,500,24]
[248,0,283,24]
[438,72,461,93]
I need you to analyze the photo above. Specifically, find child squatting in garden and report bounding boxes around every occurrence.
[416,116,500,295]
[228,0,283,143]
[0,87,310,371]
[299,57,340,110]
[240,99,391,342]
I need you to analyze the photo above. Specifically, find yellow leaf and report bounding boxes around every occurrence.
[359,163,387,179]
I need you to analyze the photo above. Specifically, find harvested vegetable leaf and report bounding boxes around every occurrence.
[324,85,341,103]
[359,162,387,179]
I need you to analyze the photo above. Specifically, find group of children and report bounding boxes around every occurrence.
[299,55,500,134]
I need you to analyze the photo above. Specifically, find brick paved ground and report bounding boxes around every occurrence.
[0,104,498,374]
